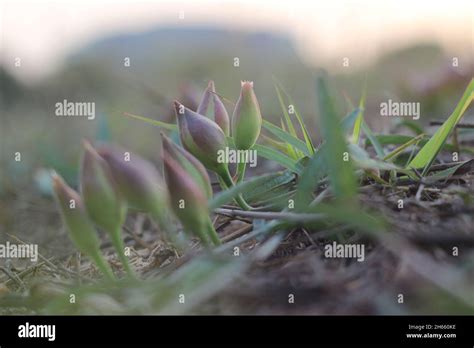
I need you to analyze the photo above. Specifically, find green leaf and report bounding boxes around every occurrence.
[274,82,304,159]
[423,160,473,184]
[316,75,357,201]
[294,147,327,211]
[351,82,367,144]
[243,171,295,201]
[209,171,295,210]
[348,143,413,175]
[367,134,474,155]
[280,119,300,160]
[361,120,385,158]
[263,120,311,157]
[383,133,426,161]
[261,134,290,154]
[409,78,474,173]
[122,112,178,131]
[275,84,298,139]
[341,107,362,132]
[253,144,304,174]
[273,79,315,155]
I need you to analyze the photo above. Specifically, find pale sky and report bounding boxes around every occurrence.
[1,0,473,82]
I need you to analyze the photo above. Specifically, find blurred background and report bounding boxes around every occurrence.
[0,0,473,245]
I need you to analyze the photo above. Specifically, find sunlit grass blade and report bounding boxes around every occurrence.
[261,133,291,154]
[383,133,425,161]
[273,78,315,155]
[274,80,299,138]
[316,75,357,201]
[409,78,474,173]
[263,119,311,157]
[341,107,362,132]
[351,82,367,144]
[253,144,304,174]
[280,119,300,159]
[369,134,474,155]
[122,112,177,131]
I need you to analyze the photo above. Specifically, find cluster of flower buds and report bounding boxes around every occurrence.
[175,81,262,210]
[52,141,170,278]
[52,80,263,266]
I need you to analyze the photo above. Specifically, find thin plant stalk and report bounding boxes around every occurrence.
[218,166,253,210]
[109,226,135,278]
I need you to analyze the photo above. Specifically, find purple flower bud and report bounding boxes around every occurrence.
[197,81,230,136]
[51,172,114,279]
[161,134,212,199]
[81,141,126,233]
[163,152,211,242]
[232,81,262,150]
[174,100,228,174]
[96,144,168,215]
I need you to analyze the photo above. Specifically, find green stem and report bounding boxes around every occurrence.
[218,166,253,211]
[90,251,115,281]
[110,229,135,278]
[205,217,221,246]
[236,161,247,183]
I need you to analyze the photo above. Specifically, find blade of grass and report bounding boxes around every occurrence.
[122,112,177,131]
[409,78,474,173]
[261,134,290,154]
[316,74,357,201]
[273,79,315,155]
[274,82,302,158]
[263,120,311,157]
[351,81,367,144]
[361,120,385,158]
[209,171,295,210]
[294,147,327,211]
[423,160,472,184]
[280,119,300,159]
[383,133,426,161]
[253,144,304,174]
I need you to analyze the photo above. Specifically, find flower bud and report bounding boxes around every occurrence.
[81,141,126,233]
[232,81,262,150]
[96,144,168,215]
[163,152,212,244]
[51,172,114,279]
[197,81,230,136]
[174,100,227,174]
[161,134,212,199]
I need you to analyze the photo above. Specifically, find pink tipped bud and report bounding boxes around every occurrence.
[161,134,212,199]
[51,172,102,258]
[163,152,210,241]
[81,141,125,232]
[174,100,227,173]
[96,144,168,215]
[197,81,230,136]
